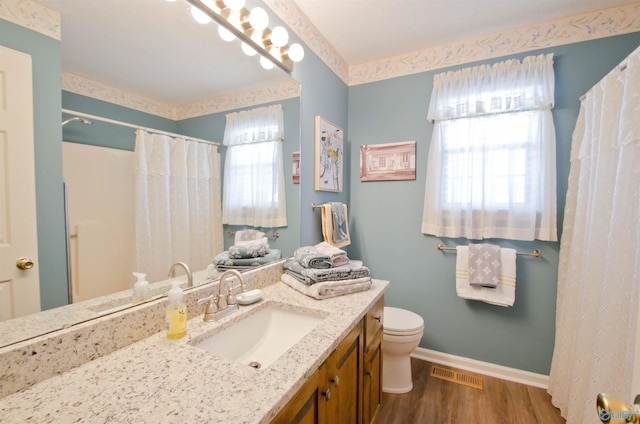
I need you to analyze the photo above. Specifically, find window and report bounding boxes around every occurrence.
[222,104,287,227]
[421,54,557,241]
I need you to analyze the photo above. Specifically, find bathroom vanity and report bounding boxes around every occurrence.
[272,295,384,424]
[0,261,388,423]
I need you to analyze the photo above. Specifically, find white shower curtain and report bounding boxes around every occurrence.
[548,46,640,423]
[134,130,223,282]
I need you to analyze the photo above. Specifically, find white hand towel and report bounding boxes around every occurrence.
[455,246,517,307]
[314,241,349,267]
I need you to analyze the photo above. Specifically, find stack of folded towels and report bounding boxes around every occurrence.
[212,229,281,270]
[281,242,372,300]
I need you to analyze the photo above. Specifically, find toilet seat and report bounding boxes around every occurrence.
[384,307,424,335]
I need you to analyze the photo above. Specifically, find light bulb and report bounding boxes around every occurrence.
[270,26,289,47]
[241,42,257,56]
[191,5,212,24]
[218,25,236,41]
[260,56,275,70]
[249,7,269,31]
[223,0,245,11]
[287,43,304,62]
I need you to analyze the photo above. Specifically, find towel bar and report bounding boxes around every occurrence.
[227,230,280,239]
[311,203,323,210]
[436,243,541,258]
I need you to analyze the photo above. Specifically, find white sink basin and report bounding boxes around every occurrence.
[192,304,327,369]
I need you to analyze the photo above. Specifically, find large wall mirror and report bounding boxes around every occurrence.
[0,0,301,347]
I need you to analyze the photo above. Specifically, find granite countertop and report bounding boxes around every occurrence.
[0,278,388,423]
[0,269,218,348]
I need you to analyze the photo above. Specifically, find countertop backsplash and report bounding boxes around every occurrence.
[0,260,285,398]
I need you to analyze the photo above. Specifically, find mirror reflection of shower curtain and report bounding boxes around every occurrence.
[134,130,223,282]
[548,45,640,424]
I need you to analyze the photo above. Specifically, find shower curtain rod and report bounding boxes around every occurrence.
[62,108,220,147]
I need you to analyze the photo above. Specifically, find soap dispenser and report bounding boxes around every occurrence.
[131,272,151,304]
[165,281,187,339]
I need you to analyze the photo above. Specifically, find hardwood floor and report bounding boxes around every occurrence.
[376,358,565,424]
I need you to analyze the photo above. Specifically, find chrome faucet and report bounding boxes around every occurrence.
[216,269,246,310]
[197,269,245,322]
[220,269,246,293]
[168,262,193,288]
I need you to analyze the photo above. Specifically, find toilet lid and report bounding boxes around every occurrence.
[384,307,424,333]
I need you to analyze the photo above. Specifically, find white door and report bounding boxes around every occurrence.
[0,46,40,321]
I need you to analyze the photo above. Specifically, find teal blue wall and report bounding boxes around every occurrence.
[62,92,177,151]
[347,34,640,374]
[292,47,350,248]
[1,19,67,310]
[177,97,301,256]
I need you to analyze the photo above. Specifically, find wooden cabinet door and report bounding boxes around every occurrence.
[364,297,384,350]
[363,329,383,424]
[325,322,363,424]
[271,368,325,424]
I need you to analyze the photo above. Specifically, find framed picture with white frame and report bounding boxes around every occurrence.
[314,116,343,192]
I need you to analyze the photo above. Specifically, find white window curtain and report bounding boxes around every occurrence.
[134,130,223,282]
[548,47,640,423]
[222,104,287,227]
[422,54,557,241]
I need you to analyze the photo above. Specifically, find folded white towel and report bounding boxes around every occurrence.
[456,246,517,307]
[314,241,349,267]
[280,273,372,300]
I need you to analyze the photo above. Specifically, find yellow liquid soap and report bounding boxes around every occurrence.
[166,306,187,339]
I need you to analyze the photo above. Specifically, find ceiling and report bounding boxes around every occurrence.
[37,0,635,106]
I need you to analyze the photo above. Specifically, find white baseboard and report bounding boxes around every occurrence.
[411,347,549,389]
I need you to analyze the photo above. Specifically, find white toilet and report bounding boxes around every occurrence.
[382,306,424,394]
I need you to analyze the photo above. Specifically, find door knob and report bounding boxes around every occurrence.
[16,257,34,270]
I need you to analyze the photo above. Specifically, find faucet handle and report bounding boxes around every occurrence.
[226,288,237,307]
[197,295,218,322]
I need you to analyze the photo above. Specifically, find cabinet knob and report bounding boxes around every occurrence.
[330,375,340,386]
[322,388,331,400]
[365,370,373,376]
[374,315,381,322]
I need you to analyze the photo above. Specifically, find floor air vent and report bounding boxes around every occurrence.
[430,365,484,390]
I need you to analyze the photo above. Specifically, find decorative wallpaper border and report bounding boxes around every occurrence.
[348,3,640,85]
[265,1,640,87]
[62,72,301,121]
[176,79,301,120]
[62,72,177,119]
[0,0,60,40]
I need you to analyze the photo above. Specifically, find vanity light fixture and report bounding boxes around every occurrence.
[184,0,303,73]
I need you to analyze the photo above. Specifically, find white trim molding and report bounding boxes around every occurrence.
[412,347,550,389]
[0,0,60,40]
[349,3,640,86]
